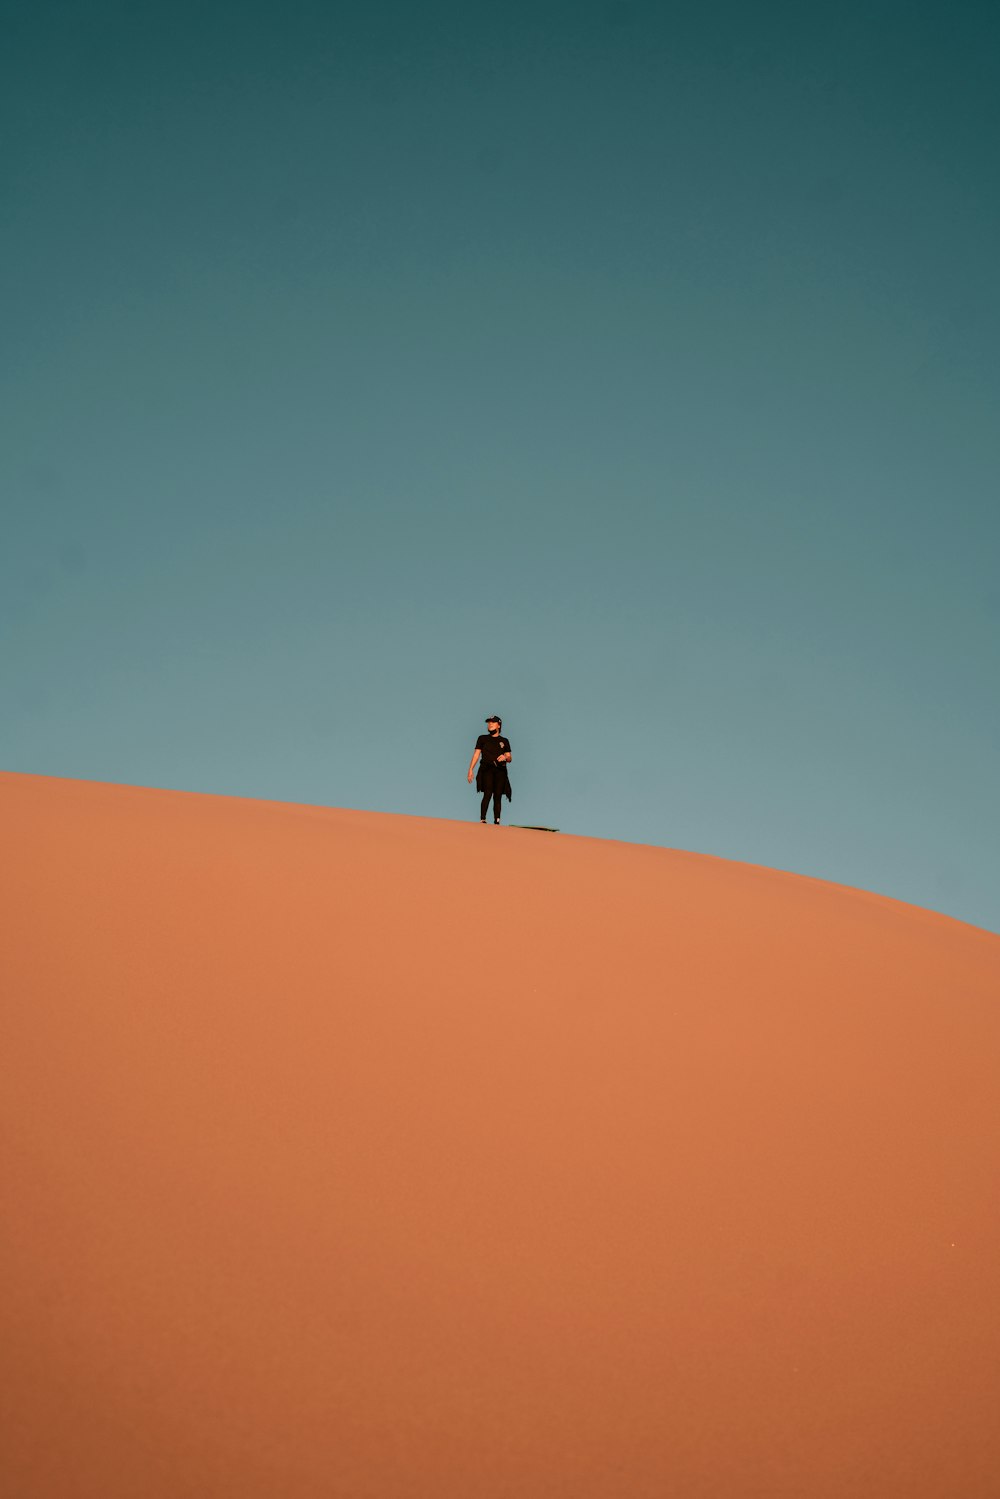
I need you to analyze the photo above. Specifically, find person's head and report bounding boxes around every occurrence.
[485,715,501,734]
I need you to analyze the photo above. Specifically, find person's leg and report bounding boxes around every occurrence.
[480,788,491,821]
[493,785,503,822]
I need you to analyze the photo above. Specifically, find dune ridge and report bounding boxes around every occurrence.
[3,770,999,1497]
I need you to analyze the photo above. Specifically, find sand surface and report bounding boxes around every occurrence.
[2,770,999,1497]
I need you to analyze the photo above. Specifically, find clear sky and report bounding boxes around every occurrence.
[3,0,999,933]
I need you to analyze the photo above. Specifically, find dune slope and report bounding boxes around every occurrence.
[2,771,999,1497]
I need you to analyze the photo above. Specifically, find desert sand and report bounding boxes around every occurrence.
[2,769,999,1497]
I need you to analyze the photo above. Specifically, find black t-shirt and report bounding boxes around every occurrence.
[476,732,511,771]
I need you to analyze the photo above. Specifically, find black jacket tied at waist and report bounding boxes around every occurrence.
[476,762,512,801]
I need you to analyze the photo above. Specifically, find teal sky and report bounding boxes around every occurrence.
[4,1,999,932]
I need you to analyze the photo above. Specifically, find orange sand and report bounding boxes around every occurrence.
[2,770,999,1497]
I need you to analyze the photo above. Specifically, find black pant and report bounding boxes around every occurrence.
[478,763,509,821]
[481,786,504,821]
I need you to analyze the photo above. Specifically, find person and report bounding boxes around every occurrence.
[467,715,512,824]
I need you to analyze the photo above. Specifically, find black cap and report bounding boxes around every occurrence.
[485,714,502,726]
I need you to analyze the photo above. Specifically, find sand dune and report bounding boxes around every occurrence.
[2,770,999,1497]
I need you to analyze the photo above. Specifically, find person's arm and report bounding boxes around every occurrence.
[467,747,481,784]
[499,739,512,764]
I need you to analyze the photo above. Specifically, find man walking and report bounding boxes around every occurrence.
[467,715,513,824]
